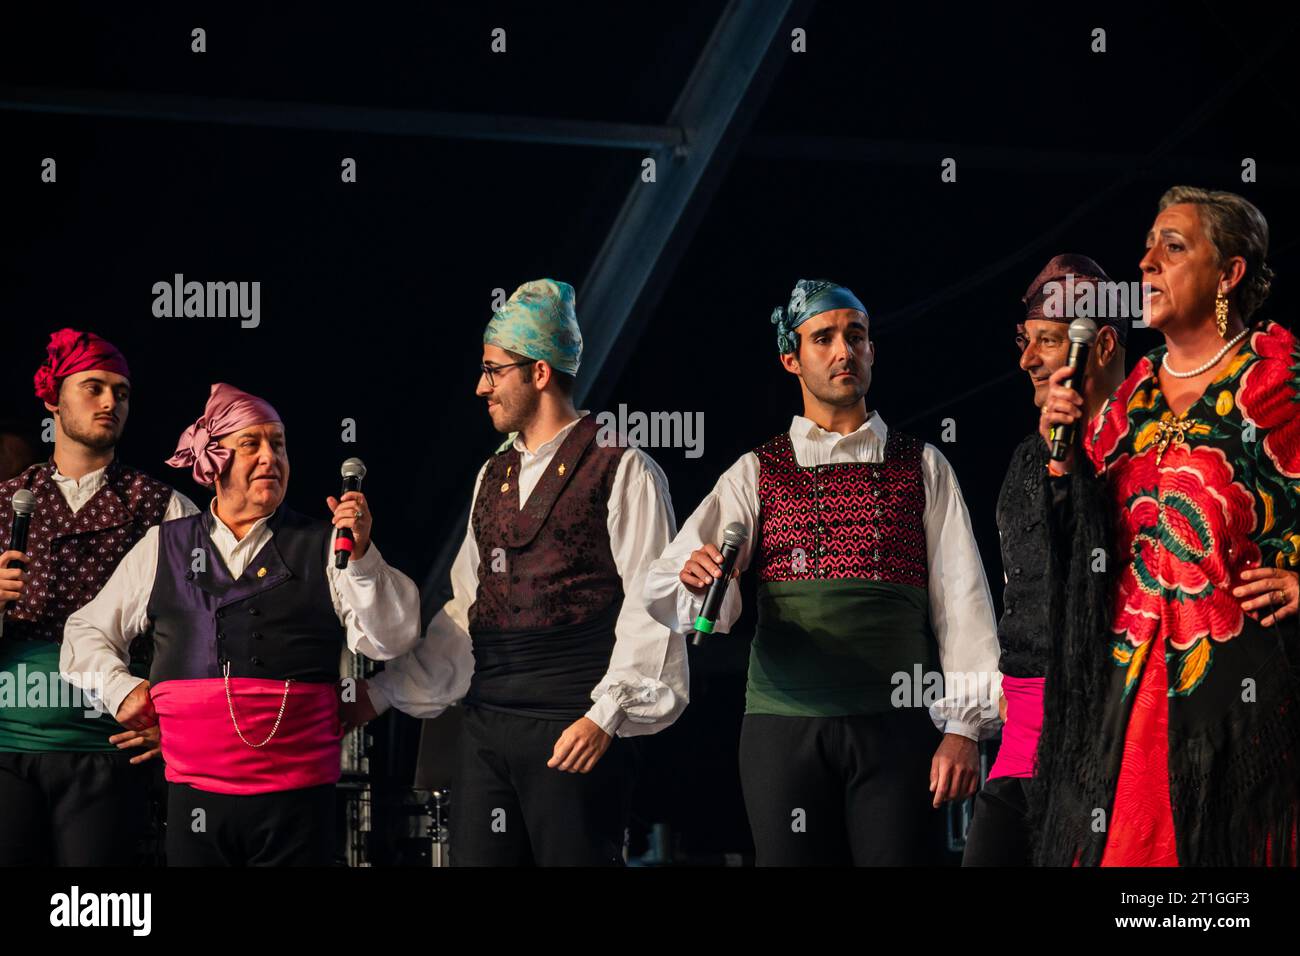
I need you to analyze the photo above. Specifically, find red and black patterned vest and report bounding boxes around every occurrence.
[754,430,928,586]
[745,428,936,717]
[468,415,626,633]
[0,461,173,643]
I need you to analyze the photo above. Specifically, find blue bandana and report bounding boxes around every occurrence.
[770,279,868,353]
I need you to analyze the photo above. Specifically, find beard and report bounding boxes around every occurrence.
[804,367,869,408]
[491,386,541,434]
[61,412,120,452]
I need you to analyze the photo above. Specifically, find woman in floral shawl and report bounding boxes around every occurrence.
[1035,186,1300,866]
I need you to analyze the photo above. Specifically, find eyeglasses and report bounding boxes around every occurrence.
[479,359,535,387]
[1014,330,1065,354]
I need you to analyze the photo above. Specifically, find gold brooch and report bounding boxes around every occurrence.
[500,482,510,493]
[557,463,566,476]
[1154,416,1195,464]
[256,567,267,578]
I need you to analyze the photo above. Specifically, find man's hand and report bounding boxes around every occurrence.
[0,549,29,611]
[110,725,161,765]
[339,678,379,733]
[114,681,157,731]
[326,490,373,560]
[678,543,737,597]
[930,733,979,808]
[547,717,612,774]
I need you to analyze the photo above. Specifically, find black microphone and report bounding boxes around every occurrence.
[1050,318,1098,462]
[693,522,749,636]
[8,490,36,571]
[333,458,367,569]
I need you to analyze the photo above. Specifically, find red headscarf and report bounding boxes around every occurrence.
[33,328,132,405]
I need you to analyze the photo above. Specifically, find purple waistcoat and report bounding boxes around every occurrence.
[146,507,345,685]
[0,461,172,643]
[143,508,346,795]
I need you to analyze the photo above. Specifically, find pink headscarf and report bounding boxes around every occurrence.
[166,383,282,487]
[34,328,132,404]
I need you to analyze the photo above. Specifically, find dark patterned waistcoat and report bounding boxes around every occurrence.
[465,415,628,719]
[0,460,172,642]
[468,415,626,632]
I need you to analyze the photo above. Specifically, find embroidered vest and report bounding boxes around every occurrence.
[747,429,937,717]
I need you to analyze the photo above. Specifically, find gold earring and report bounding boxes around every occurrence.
[1215,291,1229,338]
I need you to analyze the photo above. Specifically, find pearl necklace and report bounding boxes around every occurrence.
[1161,327,1249,378]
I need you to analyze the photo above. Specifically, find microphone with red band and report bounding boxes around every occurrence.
[8,490,36,571]
[333,458,367,569]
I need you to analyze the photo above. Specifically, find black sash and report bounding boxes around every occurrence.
[465,605,619,721]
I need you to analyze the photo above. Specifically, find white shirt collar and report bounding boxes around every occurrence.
[789,410,888,448]
[207,496,274,547]
[510,410,590,459]
[49,463,108,490]
[48,463,112,514]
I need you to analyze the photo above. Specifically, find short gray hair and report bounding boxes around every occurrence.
[1158,185,1273,320]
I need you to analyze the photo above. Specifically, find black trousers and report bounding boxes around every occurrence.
[738,711,945,866]
[450,705,633,866]
[961,775,1031,867]
[165,782,335,866]
[0,750,149,866]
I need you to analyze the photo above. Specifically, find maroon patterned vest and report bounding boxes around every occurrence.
[0,461,173,643]
[468,416,626,633]
[754,429,928,586]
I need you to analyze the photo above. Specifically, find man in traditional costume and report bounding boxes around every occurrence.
[644,279,1001,865]
[960,255,1126,866]
[61,383,421,865]
[0,329,198,865]
[353,279,688,866]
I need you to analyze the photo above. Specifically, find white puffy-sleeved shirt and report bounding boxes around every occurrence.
[367,413,689,738]
[60,498,423,716]
[643,413,1002,741]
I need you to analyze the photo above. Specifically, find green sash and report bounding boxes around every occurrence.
[0,641,121,752]
[746,579,937,717]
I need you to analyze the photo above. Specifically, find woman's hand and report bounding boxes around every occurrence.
[1234,567,1299,628]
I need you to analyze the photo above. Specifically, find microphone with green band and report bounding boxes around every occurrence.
[693,522,749,635]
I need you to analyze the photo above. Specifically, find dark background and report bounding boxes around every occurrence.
[3,1,1296,862]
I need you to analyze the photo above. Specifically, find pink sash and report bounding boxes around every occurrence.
[151,678,343,795]
[987,675,1045,781]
